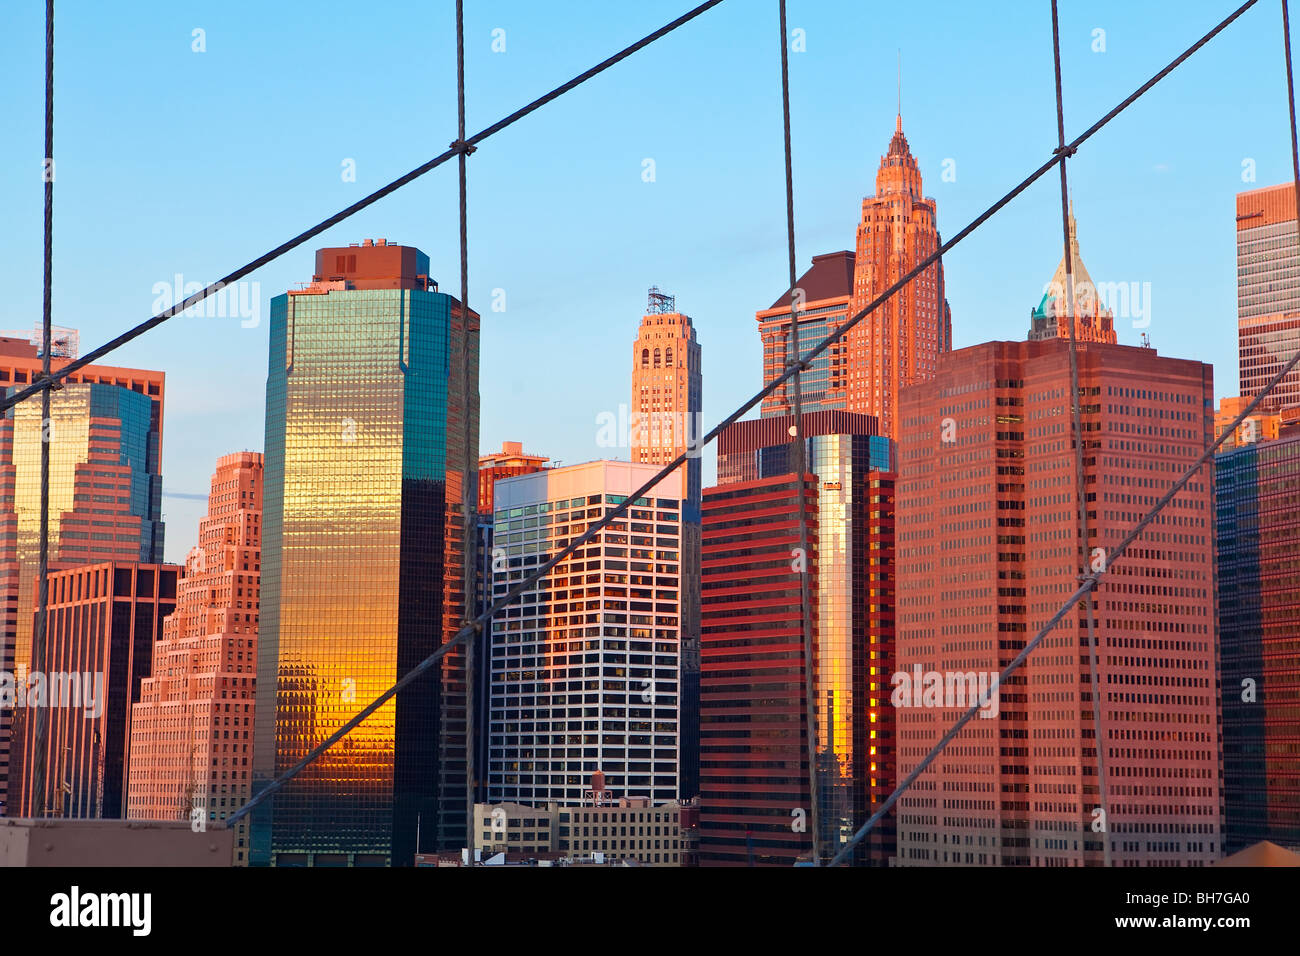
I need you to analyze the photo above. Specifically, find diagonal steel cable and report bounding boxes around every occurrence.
[0,0,727,417]
[776,0,820,868]
[1050,0,1113,868]
[231,0,1259,831]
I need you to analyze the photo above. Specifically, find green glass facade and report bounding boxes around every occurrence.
[252,265,478,866]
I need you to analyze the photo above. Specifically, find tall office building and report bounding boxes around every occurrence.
[756,118,950,438]
[1216,429,1300,852]
[128,451,262,865]
[631,287,702,799]
[253,239,479,866]
[895,337,1220,866]
[846,116,951,439]
[1026,208,1117,344]
[711,411,894,864]
[699,473,818,865]
[0,343,164,816]
[1237,183,1300,412]
[16,562,179,818]
[487,461,683,807]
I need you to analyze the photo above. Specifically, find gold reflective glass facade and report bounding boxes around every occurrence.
[253,268,478,867]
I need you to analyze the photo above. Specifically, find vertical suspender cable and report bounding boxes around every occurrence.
[455,0,478,865]
[30,0,55,819]
[778,0,820,866]
[1050,0,1112,867]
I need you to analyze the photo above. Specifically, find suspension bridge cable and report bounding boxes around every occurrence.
[27,0,55,819]
[1050,0,1113,868]
[776,0,821,867]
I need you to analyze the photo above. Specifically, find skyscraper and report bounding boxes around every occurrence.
[631,287,702,509]
[252,239,478,866]
[711,410,895,864]
[16,561,179,818]
[1237,182,1300,413]
[128,451,262,865]
[1216,428,1300,852]
[487,461,683,807]
[0,347,164,816]
[846,115,951,439]
[895,337,1220,866]
[755,118,951,438]
[699,472,818,865]
[631,287,702,799]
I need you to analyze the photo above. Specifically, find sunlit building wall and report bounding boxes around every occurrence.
[16,562,179,819]
[896,337,1219,867]
[487,461,683,807]
[128,451,262,865]
[0,378,163,816]
[699,473,818,866]
[714,411,894,864]
[253,240,478,867]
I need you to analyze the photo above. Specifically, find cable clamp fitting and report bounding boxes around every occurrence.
[1053,144,1078,158]
[33,375,63,392]
[450,139,478,156]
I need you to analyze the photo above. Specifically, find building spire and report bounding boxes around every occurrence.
[897,50,902,128]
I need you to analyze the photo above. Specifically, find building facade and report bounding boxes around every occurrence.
[473,797,687,865]
[1214,395,1282,450]
[128,451,262,865]
[1216,430,1300,852]
[1237,183,1300,412]
[845,116,951,439]
[487,461,683,807]
[711,411,895,864]
[0,362,164,816]
[756,118,952,439]
[16,562,179,818]
[699,473,818,865]
[758,252,857,417]
[895,337,1220,866]
[631,288,703,801]
[478,441,548,516]
[253,239,479,866]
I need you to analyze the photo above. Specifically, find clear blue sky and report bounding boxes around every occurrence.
[0,0,1291,560]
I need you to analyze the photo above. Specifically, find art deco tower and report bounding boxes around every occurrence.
[631,287,702,799]
[846,115,951,439]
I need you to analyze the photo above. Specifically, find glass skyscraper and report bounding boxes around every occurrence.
[252,240,478,866]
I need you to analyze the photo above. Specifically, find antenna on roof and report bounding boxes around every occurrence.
[647,286,675,315]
